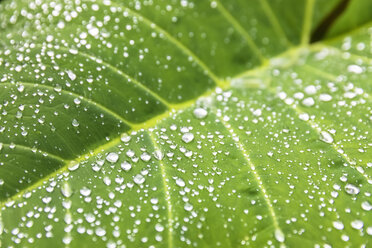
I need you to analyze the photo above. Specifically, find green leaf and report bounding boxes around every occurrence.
[0,0,371,247]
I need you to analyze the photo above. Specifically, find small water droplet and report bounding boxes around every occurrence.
[72,119,79,127]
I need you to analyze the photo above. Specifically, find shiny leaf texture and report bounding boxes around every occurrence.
[0,0,371,247]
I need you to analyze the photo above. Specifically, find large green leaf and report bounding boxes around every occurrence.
[0,0,371,247]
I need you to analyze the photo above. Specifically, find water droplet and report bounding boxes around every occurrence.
[193,108,208,119]
[67,70,76,81]
[184,202,193,211]
[182,133,194,143]
[351,220,363,230]
[155,223,164,232]
[154,150,164,160]
[121,161,132,171]
[80,187,91,197]
[344,184,360,195]
[68,161,80,171]
[333,220,344,230]
[304,85,317,95]
[121,134,131,143]
[140,152,151,162]
[302,97,315,107]
[106,152,119,163]
[134,174,145,185]
[61,182,72,198]
[103,177,111,186]
[361,201,372,211]
[72,119,79,127]
[347,64,363,74]
[320,131,333,144]
[95,227,106,237]
[274,229,285,242]
[176,178,186,187]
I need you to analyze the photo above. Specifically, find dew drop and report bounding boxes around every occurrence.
[193,108,208,119]
[134,174,145,185]
[344,184,360,195]
[121,161,132,171]
[361,201,372,211]
[351,220,363,230]
[320,131,333,144]
[155,223,164,232]
[154,150,164,160]
[182,133,194,143]
[61,182,72,198]
[106,152,119,163]
[140,152,151,162]
[72,119,80,127]
[176,178,186,187]
[68,161,80,171]
[184,202,193,211]
[274,229,285,242]
[80,187,91,197]
[121,134,131,143]
[333,220,344,230]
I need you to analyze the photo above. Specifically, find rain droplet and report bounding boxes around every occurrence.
[182,133,194,143]
[61,182,72,198]
[68,161,80,171]
[72,119,80,127]
[134,174,145,185]
[344,184,360,195]
[361,201,372,211]
[80,187,91,197]
[184,202,193,211]
[67,70,76,81]
[176,178,186,187]
[333,220,344,230]
[106,152,119,163]
[121,161,132,171]
[121,134,131,143]
[155,223,164,232]
[193,108,208,119]
[320,131,333,144]
[154,150,164,160]
[351,220,363,230]
[140,152,151,162]
[347,64,363,74]
[274,229,285,242]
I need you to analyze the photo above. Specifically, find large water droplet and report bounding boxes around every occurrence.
[193,108,208,119]
[106,152,119,163]
[182,133,194,143]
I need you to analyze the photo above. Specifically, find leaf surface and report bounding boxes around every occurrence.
[0,0,371,247]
